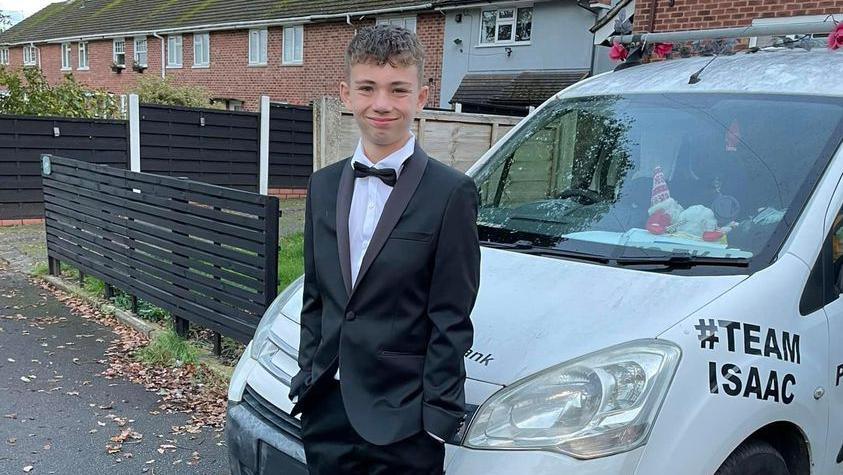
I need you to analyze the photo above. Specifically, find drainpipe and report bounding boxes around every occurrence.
[648,0,659,33]
[576,1,599,76]
[152,32,165,78]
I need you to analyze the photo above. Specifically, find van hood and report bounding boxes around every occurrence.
[280,247,746,386]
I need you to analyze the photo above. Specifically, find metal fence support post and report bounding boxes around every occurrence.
[213,331,222,356]
[104,283,114,300]
[174,316,190,338]
[129,94,141,173]
[130,295,139,314]
[78,271,85,286]
[48,256,60,276]
[259,95,270,196]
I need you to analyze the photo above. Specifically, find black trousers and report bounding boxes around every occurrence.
[300,378,445,475]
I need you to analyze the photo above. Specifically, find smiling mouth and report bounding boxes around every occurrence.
[368,117,397,126]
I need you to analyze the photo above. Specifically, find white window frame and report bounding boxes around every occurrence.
[134,36,148,66]
[60,42,71,70]
[78,42,89,70]
[0,48,8,65]
[282,25,303,65]
[23,45,38,66]
[376,15,417,32]
[113,38,126,66]
[193,32,210,67]
[248,28,268,65]
[479,5,533,46]
[167,34,183,68]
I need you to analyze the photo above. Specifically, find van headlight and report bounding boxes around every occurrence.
[249,275,304,360]
[464,339,680,459]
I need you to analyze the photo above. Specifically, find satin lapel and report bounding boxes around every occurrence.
[335,157,354,298]
[350,145,429,297]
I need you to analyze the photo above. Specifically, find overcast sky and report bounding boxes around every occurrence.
[1,0,63,18]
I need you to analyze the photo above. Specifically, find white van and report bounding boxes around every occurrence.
[227,47,843,474]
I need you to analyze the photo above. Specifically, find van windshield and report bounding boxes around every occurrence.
[472,94,843,268]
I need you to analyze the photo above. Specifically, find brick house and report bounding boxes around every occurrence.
[0,0,453,111]
[634,0,843,33]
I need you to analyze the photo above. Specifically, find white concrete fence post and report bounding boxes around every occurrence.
[259,95,270,196]
[128,94,140,173]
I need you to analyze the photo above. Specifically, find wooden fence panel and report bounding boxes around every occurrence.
[139,104,261,192]
[0,115,128,220]
[269,103,313,189]
[42,155,279,343]
[314,97,522,172]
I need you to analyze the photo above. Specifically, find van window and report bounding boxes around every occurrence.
[473,94,843,270]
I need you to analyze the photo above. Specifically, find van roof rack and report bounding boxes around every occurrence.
[609,20,837,45]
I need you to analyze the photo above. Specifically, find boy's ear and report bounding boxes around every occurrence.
[339,80,352,109]
[416,84,429,112]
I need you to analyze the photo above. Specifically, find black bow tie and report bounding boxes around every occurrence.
[353,161,398,187]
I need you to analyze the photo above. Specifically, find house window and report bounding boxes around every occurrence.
[113,38,126,66]
[193,32,210,66]
[248,28,268,65]
[0,48,8,65]
[134,36,148,66]
[78,42,89,69]
[167,35,183,67]
[282,25,303,65]
[376,16,417,32]
[23,45,37,66]
[61,42,71,70]
[480,6,533,44]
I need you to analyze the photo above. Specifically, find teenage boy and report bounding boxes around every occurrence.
[288,24,481,474]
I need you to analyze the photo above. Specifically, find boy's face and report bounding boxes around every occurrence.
[340,61,429,158]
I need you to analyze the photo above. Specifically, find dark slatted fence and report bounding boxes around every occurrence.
[42,154,279,343]
[269,103,313,189]
[139,104,261,191]
[0,115,128,220]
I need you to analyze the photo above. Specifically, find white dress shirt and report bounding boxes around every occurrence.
[347,134,417,291]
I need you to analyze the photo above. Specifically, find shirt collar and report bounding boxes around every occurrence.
[350,132,416,178]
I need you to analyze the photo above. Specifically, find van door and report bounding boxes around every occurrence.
[821,204,843,473]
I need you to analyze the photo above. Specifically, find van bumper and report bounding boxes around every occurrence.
[226,384,645,475]
[226,386,308,475]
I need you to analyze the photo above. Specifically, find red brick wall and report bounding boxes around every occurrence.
[3,14,444,111]
[636,0,843,33]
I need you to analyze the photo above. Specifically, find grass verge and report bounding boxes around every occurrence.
[135,328,199,366]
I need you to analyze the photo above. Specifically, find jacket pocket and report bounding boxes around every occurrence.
[380,349,426,358]
[389,230,432,242]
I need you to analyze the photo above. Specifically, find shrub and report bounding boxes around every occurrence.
[130,76,221,108]
[0,67,120,118]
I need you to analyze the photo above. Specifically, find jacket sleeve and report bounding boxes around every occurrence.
[422,176,481,441]
[289,177,323,402]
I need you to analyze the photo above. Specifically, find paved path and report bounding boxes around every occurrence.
[0,261,229,474]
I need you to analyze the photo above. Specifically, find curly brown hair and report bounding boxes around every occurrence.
[345,24,426,85]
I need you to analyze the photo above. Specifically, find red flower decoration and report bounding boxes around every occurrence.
[829,23,843,50]
[609,43,629,62]
[654,43,673,58]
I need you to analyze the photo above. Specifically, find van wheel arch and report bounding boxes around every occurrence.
[717,422,811,475]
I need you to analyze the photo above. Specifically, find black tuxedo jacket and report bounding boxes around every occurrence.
[288,143,480,446]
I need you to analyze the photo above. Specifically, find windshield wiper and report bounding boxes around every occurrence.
[479,239,534,250]
[612,254,750,268]
[480,239,611,264]
[480,239,750,268]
